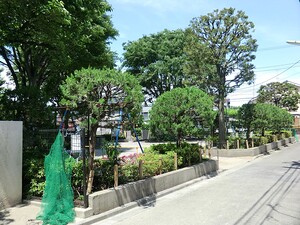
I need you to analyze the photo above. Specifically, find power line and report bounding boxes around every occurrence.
[237,58,300,91]
[255,64,300,72]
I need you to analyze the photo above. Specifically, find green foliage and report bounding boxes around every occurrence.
[123,29,187,103]
[257,82,300,111]
[23,142,48,198]
[281,130,292,138]
[149,87,216,145]
[93,159,115,191]
[185,7,257,147]
[149,142,201,167]
[60,68,143,129]
[238,104,255,139]
[253,136,268,146]
[60,67,143,193]
[177,142,201,167]
[0,0,117,135]
[226,107,239,118]
[138,151,178,177]
[119,163,139,184]
[25,157,45,197]
[238,103,293,137]
[151,143,177,154]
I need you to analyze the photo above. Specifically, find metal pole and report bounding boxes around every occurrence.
[81,128,88,208]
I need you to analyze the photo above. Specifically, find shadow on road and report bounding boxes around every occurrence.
[233,160,300,225]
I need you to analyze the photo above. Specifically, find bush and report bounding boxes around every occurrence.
[281,130,292,138]
[253,136,268,146]
[227,136,254,149]
[23,145,46,198]
[93,159,115,191]
[151,143,177,154]
[177,142,201,167]
[119,154,140,184]
[138,151,179,177]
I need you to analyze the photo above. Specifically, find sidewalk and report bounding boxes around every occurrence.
[0,155,256,225]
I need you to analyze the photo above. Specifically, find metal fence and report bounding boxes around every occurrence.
[38,128,88,208]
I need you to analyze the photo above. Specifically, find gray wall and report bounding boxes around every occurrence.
[0,121,23,210]
[88,160,218,216]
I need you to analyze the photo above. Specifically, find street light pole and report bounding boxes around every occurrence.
[287,40,300,45]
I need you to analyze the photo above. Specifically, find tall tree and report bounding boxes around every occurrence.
[149,87,216,147]
[257,82,300,111]
[60,68,143,194]
[0,0,117,130]
[185,7,257,148]
[238,104,255,139]
[123,29,187,103]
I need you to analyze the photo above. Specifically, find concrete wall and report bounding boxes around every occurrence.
[88,160,218,216]
[210,137,295,158]
[0,121,23,210]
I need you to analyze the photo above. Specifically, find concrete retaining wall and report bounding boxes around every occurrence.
[88,160,218,216]
[210,137,295,157]
[0,121,23,210]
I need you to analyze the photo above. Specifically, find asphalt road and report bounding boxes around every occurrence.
[92,142,300,225]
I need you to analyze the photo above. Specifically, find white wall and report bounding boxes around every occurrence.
[0,121,23,210]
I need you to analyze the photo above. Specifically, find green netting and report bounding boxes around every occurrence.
[37,131,76,225]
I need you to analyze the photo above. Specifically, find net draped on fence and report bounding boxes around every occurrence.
[37,131,75,225]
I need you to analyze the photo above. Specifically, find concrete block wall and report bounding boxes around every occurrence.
[88,160,218,216]
[210,137,295,158]
[0,121,23,210]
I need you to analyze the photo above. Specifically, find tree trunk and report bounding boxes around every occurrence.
[218,96,226,149]
[87,124,97,194]
[217,65,226,149]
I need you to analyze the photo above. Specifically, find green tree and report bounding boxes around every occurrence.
[271,106,293,134]
[239,103,293,137]
[0,0,117,130]
[185,8,257,148]
[238,104,255,139]
[123,29,187,103]
[149,87,216,147]
[257,82,300,111]
[60,68,143,193]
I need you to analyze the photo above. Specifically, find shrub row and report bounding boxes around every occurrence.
[25,142,205,200]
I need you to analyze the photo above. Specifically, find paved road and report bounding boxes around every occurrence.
[93,142,300,225]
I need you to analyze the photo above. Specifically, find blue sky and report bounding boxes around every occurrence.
[108,0,300,106]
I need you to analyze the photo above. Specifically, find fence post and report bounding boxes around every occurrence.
[237,139,240,149]
[138,160,143,179]
[159,157,162,175]
[114,165,118,187]
[226,140,229,150]
[246,140,249,149]
[198,148,202,163]
[81,128,88,208]
[252,138,254,148]
[174,153,178,170]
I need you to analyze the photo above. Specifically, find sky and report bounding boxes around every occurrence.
[107,0,300,106]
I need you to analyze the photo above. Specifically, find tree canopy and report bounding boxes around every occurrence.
[185,7,257,148]
[0,0,117,130]
[60,67,143,193]
[257,82,300,111]
[122,29,187,103]
[238,103,293,137]
[149,87,216,147]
